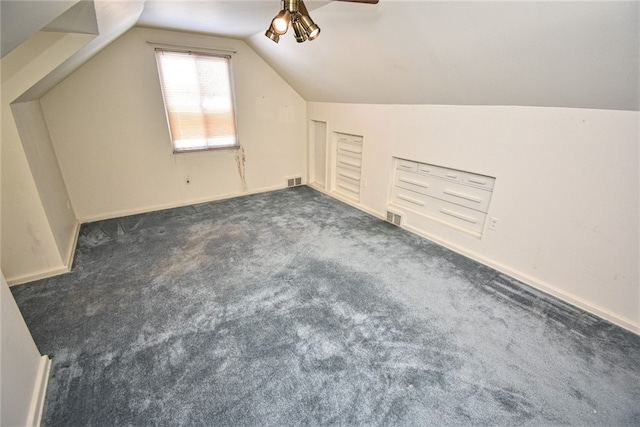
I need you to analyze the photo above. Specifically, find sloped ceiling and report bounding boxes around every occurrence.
[141,0,640,111]
[247,1,639,110]
[3,1,639,110]
[0,0,81,58]
[1,0,145,102]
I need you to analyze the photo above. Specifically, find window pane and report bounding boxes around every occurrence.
[155,49,238,152]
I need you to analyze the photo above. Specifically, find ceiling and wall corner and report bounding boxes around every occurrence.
[0,0,81,58]
[16,0,146,102]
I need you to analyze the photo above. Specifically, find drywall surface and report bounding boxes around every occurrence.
[307,103,639,332]
[0,272,48,426]
[1,31,93,283]
[41,27,307,221]
[249,1,639,111]
[11,101,79,271]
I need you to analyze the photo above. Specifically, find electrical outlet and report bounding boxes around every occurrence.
[488,217,499,231]
[362,178,368,188]
[185,175,191,184]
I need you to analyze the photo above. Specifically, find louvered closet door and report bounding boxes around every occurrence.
[334,133,363,202]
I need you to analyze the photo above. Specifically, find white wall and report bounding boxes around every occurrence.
[11,101,79,271]
[0,272,51,426]
[1,31,94,284]
[1,0,162,285]
[41,27,307,222]
[308,103,639,333]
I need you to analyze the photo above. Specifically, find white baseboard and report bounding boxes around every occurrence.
[307,184,640,336]
[26,355,51,427]
[306,183,383,220]
[78,184,288,223]
[9,185,289,285]
[7,266,72,287]
[13,183,638,335]
[400,222,640,336]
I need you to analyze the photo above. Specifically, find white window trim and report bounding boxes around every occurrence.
[151,42,240,153]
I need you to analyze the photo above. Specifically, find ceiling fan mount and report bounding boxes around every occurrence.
[265,0,379,43]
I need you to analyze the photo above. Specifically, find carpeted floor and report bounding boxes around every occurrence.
[11,186,640,426]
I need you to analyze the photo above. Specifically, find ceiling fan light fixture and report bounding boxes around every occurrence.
[265,26,280,43]
[271,9,291,34]
[267,0,323,43]
[308,27,320,40]
[298,14,320,40]
[292,18,308,43]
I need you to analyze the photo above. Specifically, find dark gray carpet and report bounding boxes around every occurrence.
[11,186,640,426]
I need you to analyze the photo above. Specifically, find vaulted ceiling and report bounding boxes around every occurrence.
[2,0,639,110]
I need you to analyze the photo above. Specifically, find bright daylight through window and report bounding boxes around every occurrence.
[155,49,238,152]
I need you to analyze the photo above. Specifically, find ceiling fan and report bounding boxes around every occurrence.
[265,0,379,43]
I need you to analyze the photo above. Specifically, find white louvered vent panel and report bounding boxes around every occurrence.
[386,210,402,226]
[334,133,363,202]
[393,213,402,226]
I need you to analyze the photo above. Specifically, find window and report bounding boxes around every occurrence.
[155,49,238,152]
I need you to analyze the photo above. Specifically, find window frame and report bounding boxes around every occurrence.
[153,46,240,153]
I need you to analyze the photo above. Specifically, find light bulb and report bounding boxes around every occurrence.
[271,10,291,35]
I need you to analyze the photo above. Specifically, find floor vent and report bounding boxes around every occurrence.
[386,211,402,226]
[287,177,303,187]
